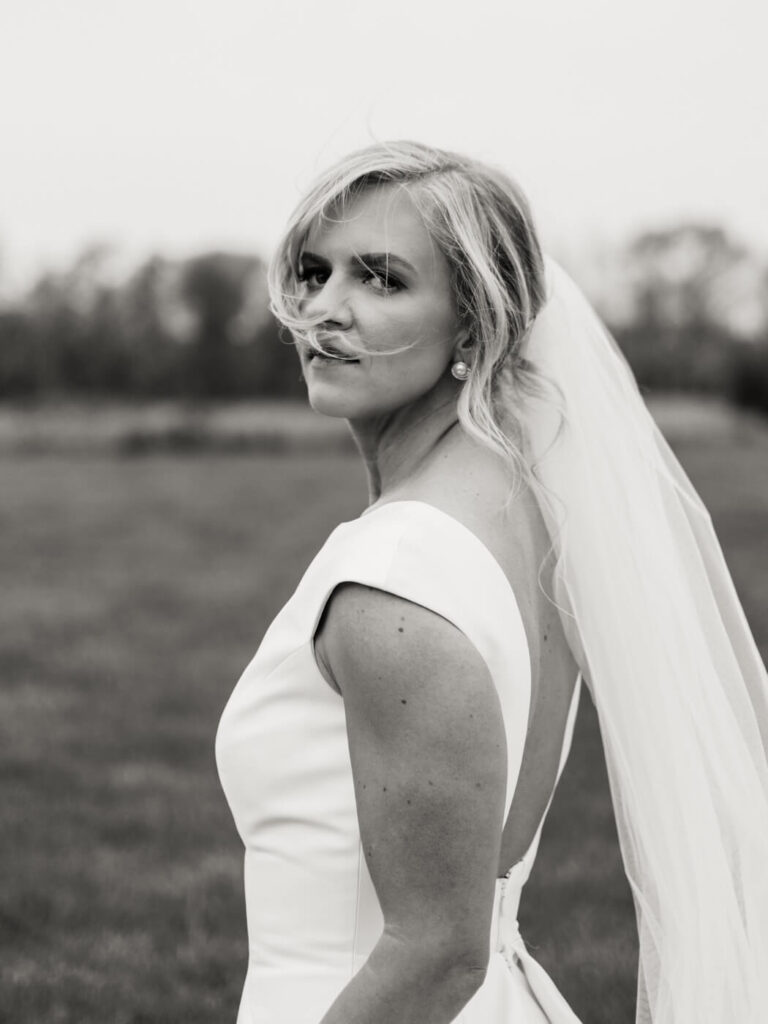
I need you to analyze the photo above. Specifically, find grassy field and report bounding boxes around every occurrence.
[2,424,766,1023]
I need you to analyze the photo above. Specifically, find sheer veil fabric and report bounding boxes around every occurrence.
[519,258,768,1022]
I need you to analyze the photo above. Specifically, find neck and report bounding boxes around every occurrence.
[346,378,462,505]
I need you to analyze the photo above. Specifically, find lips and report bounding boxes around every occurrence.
[307,344,360,363]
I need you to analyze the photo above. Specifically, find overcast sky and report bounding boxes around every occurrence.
[1,0,766,294]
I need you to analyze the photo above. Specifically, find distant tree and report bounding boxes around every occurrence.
[252,317,306,399]
[179,252,260,398]
[624,224,751,330]
[729,264,768,413]
[616,224,759,392]
[730,337,768,414]
[17,245,128,396]
[117,256,188,397]
[177,252,308,399]
[0,308,37,398]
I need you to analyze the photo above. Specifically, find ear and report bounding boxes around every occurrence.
[452,326,474,363]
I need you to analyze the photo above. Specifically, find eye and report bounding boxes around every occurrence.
[361,267,403,294]
[297,266,328,289]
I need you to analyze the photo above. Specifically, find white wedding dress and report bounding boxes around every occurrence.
[216,500,584,1023]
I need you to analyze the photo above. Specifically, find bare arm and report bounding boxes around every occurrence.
[316,583,508,1024]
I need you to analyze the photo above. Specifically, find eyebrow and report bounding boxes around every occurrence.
[300,250,417,275]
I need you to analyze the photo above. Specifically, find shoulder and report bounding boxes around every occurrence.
[319,582,495,708]
[311,496,526,698]
[401,459,543,591]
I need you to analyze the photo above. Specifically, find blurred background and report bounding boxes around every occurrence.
[2,1,766,1022]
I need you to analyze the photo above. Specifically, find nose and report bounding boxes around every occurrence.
[300,275,353,331]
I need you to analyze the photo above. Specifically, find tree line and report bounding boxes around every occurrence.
[1,224,767,413]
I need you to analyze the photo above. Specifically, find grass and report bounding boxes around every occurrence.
[1,422,766,1023]
[0,393,763,456]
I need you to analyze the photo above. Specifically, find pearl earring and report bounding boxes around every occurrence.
[451,361,470,381]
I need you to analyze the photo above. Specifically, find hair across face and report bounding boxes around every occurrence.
[268,141,551,491]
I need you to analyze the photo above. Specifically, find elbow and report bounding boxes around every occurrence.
[379,924,491,1000]
[421,937,491,998]
[455,961,489,999]
[451,947,490,994]
[442,924,492,983]
[436,956,489,1006]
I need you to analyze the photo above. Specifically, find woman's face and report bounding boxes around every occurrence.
[296,183,468,420]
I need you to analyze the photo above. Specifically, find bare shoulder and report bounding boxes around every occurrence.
[407,429,546,578]
[319,581,495,708]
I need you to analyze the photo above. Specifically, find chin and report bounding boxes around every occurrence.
[306,383,365,420]
[303,363,438,421]
[306,381,406,421]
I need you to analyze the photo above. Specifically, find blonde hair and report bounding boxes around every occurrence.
[268,140,550,501]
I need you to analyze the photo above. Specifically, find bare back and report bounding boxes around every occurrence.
[402,432,579,875]
[315,427,580,878]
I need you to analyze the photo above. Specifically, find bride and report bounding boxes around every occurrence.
[216,140,768,1023]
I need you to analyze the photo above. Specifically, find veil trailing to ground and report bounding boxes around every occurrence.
[521,257,768,1023]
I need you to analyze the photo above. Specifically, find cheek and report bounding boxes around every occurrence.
[357,297,456,381]
[360,295,458,355]
[356,322,455,413]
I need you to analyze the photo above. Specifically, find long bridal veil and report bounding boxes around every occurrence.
[522,257,768,1023]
